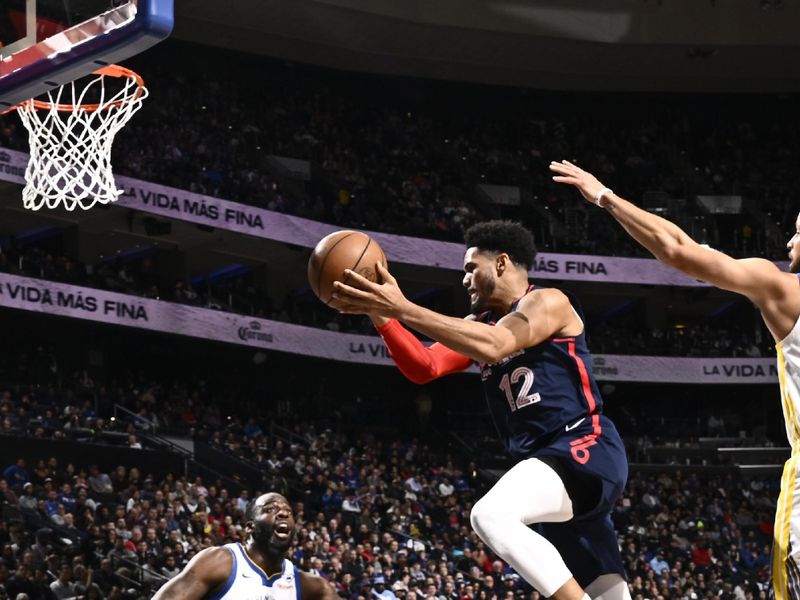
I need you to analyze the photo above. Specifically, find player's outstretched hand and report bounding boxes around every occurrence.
[332,263,408,317]
[549,160,607,204]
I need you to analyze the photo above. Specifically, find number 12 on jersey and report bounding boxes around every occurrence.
[499,367,541,412]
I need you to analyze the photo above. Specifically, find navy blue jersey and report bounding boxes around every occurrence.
[477,285,628,579]
[478,285,605,462]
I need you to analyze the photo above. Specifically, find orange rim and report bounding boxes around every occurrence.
[13,64,146,113]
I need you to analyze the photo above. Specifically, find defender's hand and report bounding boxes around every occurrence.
[332,263,409,318]
[549,160,607,204]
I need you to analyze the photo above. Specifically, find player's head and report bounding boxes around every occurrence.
[463,220,537,313]
[245,492,295,554]
[787,212,800,273]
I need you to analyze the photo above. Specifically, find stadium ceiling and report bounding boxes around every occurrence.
[174,0,800,92]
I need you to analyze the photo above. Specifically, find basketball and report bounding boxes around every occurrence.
[307,230,387,307]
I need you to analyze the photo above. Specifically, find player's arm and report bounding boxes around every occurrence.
[335,266,573,364]
[387,287,575,364]
[549,160,790,304]
[299,571,339,600]
[151,547,232,600]
[371,315,474,384]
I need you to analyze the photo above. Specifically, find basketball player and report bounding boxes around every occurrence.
[549,158,800,599]
[151,492,336,600]
[331,221,630,600]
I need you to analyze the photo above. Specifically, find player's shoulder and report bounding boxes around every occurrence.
[517,287,571,310]
[737,257,785,272]
[188,545,234,578]
[773,265,800,292]
[150,545,234,600]
[198,544,235,558]
[739,258,800,296]
[750,262,800,305]
[195,544,235,563]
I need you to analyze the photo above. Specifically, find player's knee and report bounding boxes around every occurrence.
[470,498,506,539]
[469,498,488,534]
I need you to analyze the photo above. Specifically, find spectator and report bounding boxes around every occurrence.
[649,551,669,577]
[18,483,37,510]
[235,490,249,514]
[56,485,76,514]
[43,492,58,517]
[437,479,454,498]
[160,555,180,579]
[3,460,29,489]
[92,559,119,596]
[372,575,397,600]
[107,538,136,565]
[6,566,37,600]
[0,479,18,505]
[88,466,113,496]
[49,566,77,600]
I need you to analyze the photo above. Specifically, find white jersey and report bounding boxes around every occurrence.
[209,543,301,600]
[773,311,800,599]
[776,314,800,453]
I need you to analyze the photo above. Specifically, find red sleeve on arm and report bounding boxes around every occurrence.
[376,319,473,384]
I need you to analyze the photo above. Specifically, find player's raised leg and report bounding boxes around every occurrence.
[470,457,588,600]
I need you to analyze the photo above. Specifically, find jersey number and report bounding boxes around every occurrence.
[499,367,541,412]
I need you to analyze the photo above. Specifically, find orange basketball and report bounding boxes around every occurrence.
[307,231,387,308]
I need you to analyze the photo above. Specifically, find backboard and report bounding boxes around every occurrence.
[0,0,173,110]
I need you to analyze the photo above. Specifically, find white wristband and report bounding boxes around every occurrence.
[594,187,613,207]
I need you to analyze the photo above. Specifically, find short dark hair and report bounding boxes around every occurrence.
[464,220,537,270]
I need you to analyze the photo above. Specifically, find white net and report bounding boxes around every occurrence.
[15,66,148,211]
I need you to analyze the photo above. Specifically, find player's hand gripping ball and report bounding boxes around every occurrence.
[307,231,387,309]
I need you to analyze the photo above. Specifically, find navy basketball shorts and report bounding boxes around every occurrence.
[533,414,629,586]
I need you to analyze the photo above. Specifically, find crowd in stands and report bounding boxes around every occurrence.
[1,322,777,446]
[2,42,799,262]
[175,428,782,599]
[0,318,783,600]
[0,429,781,600]
[588,322,773,359]
[0,318,786,599]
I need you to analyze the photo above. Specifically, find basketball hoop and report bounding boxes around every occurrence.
[10,64,148,211]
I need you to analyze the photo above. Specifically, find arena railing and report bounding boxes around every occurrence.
[113,403,158,433]
[268,421,311,450]
[139,431,244,493]
[192,439,305,501]
[100,550,170,595]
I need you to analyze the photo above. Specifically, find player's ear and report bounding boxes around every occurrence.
[495,253,510,275]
